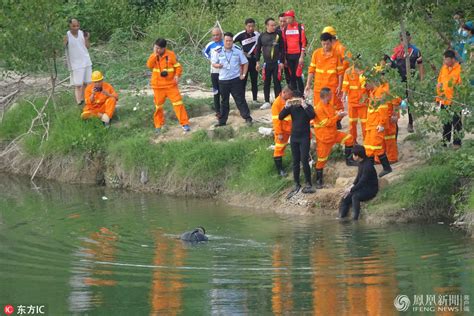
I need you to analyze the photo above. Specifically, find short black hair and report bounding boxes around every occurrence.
[320,87,332,98]
[265,17,275,25]
[154,38,167,48]
[400,31,411,37]
[292,90,304,98]
[454,10,464,18]
[444,49,456,58]
[352,144,366,159]
[224,32,234,39]
[278,13,285,18]
[68,18,78,24]
[245,18,256,25]
[320,32,334,41]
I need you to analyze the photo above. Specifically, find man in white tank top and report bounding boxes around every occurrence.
[64,18,92,105]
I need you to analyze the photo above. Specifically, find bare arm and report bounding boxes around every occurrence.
[418,62,425,80]
[63,35,68,47]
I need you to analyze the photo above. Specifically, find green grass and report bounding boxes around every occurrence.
[1,91,290,196]
[370,141,474,216]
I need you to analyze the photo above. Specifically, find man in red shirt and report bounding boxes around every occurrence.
[281,9,307,93]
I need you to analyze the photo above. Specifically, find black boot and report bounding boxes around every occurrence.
[344,146,358,167]
[274,157,287,177]
[316,169,324,189]
[286,183,301,199]
[378,154,392,177]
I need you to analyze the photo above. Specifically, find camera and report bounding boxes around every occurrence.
[160,70,168,77]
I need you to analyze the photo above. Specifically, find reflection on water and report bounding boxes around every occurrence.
[0,174,473,315]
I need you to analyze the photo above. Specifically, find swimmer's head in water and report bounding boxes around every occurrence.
[196,226,206,235]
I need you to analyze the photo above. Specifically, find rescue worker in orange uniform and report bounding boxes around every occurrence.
[436,49,463,148]
[364,75,392,177]
[81,70,118,127]
[322,26,352,129]
[147,38,190,134]
[342,64,368,142]
[383,97,401,163]
[313,87,357,188]
[272,86,294,177]
[305,32,344,117]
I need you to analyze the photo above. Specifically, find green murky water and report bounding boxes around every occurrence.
[0,174,473,315]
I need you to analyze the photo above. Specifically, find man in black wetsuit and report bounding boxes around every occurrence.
[338,144,378,220]
[180,227,208,242]
[279,90,316,197]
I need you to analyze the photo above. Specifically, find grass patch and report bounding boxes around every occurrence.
[370,141,474,216]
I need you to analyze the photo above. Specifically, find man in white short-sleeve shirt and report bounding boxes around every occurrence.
[64,18,92,105]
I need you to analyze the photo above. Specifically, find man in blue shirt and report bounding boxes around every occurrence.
[203,27,224,119]
[211,32,253,126]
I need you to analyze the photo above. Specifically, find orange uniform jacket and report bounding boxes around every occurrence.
[366,83,389,131]
[342,67,366,107]
[272,95,292,135]
[436,62,461,106]
[314,101,340,143]
[147,49,182,89]
[84,82,118,108]
[308,48,344,91]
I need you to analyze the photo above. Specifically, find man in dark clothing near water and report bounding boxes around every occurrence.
[256,17,285,109]
[279,90,316,197]
[339,144,378,220]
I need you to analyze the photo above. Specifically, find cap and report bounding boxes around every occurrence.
[283,10,295,17]
[322,26,336,36]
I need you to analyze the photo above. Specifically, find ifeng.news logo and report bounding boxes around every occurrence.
[394,294,470,313]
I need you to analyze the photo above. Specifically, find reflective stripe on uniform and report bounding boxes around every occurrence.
[310,63,317,67]
[275,143,287,148]
[340,134,352,145]
[349,117,359,122]
[155,103,164,109]
[314,118,328,128]
[172,100,183,106]
[384,135,396,140]
[342,81,349,85]
[173,63,181,67]
[364,144,383,150]
[318,156,329,162]
[272,115,292,121]
[360,119,367,122]
[315,68,337,74]
[349,86,359,90]
[153,68,175,72]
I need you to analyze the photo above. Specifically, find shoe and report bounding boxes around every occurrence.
[78,100,85,106]
[407,123,414,133]
[302,185,316,194]
[378,154,392,177]
[337,121,342,130]
[245,118,253,126]
[452,144,461,150]
[260,102,271,110]
[155,127,162,135]
[214,122,226,128]
[182,124,191,132]
[279,170,288,177]
[104,122,110,129]
[315,169,324,189]
[286,184,301,199]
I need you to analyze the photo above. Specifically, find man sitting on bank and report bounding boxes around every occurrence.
[338,144,378,220]
[81,70,118,127]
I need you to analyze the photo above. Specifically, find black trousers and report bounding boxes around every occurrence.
[211,73,221,115]
[441,105,462,145]
[263,62,282,103]
[243,56,258,101]
[219,78,252,124]
[286,54,304,93]
[290,137,311,186]
[339,188,378,220]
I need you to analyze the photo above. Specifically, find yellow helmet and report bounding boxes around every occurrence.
[322,26,336,36]
[91,70,104,82]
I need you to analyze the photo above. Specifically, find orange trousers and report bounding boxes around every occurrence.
[153,85,189,128]
[273,133,291,157]
[364,129,385,157]
[316,132,353,169]
[348,105,367,142]
[383,123,398,163]
[81,97,116,120]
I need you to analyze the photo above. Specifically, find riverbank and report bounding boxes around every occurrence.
[0,89,473,236]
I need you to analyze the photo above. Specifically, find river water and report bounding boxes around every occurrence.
[0,175,473,315]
